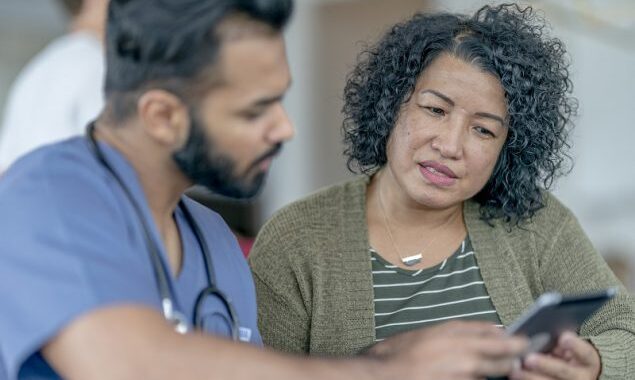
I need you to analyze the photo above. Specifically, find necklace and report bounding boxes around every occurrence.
[376,184,452,267]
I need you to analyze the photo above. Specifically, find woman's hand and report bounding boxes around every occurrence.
[366,320,528,380]
[510,332,601,380]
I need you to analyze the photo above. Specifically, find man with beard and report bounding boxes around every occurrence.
[0,1,528,379]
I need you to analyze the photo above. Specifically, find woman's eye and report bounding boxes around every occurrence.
[425,106,446,116]
[474,126,495,137]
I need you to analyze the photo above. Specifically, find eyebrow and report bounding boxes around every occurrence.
[421,89,455,106]
[474,111,505,126]
[251,94,285,108]
[420,89,505,126]
[248,78,292,109]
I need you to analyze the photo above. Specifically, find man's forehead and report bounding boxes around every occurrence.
[192,15,287,92]
[216,13,279,42]
[214,32,290,94]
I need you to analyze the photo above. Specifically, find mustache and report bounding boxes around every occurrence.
[251,143,283,168]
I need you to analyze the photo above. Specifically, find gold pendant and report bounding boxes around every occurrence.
[401,253,422,266]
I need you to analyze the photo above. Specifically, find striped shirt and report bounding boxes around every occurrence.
[371,237,502,341]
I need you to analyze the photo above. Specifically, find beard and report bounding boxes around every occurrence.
[172,110,280,199]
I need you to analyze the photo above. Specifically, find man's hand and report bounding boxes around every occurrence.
[42,307,527,380]
[367,320,529,380]
[509,332,601,380]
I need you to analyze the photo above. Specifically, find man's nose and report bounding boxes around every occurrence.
[268,103,294,143]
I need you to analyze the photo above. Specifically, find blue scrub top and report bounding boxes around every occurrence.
[0,137,262,380]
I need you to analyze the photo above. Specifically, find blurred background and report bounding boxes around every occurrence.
[1,0,633,290]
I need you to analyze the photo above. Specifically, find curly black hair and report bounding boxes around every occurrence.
[342,3,577,226]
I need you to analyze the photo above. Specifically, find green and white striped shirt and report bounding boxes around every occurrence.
[372,237,502,341]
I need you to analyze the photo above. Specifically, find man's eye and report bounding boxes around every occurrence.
[242,109,265,120]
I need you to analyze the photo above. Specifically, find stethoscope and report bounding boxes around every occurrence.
[86,122,240,340]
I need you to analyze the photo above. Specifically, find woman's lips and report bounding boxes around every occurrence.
[418,161,457,187]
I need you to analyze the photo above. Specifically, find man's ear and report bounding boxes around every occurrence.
[136,89,190,148]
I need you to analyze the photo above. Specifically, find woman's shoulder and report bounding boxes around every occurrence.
[467,191,581,247]
[522,191,578,235]
[536,191,574,218]
[468,190,574,228]
[250,176,368,267]
[262,176,368,233]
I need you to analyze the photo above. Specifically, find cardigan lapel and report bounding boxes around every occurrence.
[463,200,535,326]
[337,176,376,352]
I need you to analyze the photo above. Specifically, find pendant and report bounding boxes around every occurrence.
[401,253,422,266]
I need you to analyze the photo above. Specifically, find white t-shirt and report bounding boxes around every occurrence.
[0,32,104,172]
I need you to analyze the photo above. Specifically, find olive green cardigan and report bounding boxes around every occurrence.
[249,176,635,378]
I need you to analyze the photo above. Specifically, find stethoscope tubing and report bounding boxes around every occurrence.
[85,122,239,339]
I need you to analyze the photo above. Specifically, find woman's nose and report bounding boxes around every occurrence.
[431,116,465,159]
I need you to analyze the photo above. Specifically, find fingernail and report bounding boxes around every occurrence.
[524,353,538,369]
[560,332,574,347]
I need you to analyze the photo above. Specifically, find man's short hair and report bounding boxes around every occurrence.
[104,0,293,122]
[56,0,83,17]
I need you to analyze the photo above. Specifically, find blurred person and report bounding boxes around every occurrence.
[0,0,109,173]
[249,4,635,379]
[0,1,528,380]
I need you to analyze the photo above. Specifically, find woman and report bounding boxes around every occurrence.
[249,4,635,379]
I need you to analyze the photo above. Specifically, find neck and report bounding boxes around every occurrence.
[93,121,192,230]
[371,169,464,230]
[367,169,467,269]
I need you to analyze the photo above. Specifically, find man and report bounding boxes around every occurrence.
[0,0,109,173]
[0,1,527,379]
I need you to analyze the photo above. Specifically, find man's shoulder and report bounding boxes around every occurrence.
[2,138,96,180]
[0,138,113,216]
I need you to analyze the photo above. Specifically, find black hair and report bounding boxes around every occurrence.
[104,0,293,122]
[342,3,577,226]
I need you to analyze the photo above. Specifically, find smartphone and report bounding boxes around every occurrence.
[506,287,617,354]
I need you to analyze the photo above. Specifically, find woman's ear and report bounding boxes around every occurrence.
[136,89,190,149]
